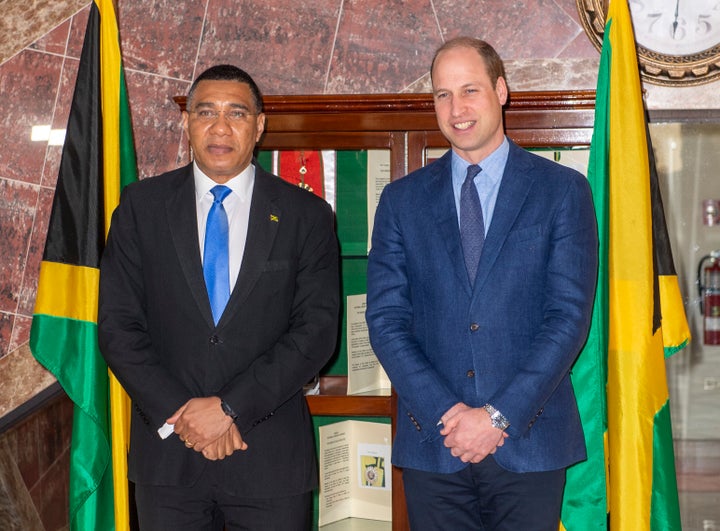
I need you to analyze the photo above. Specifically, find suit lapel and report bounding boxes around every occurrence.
[219,165,281,323]
[426,152,472,295]
[165,165,215,327]
[473,143,534,292]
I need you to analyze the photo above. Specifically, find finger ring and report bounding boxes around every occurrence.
[185,440,194,448]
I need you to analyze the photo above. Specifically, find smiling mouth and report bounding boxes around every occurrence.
[453,121,475,130]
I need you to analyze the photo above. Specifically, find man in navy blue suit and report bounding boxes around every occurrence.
[366,37,598,530]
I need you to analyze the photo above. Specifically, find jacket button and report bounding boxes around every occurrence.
[466,370,475,378]
[469,323,479,331]
[209,335,220,344]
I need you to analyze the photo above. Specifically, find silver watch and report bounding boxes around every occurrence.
[483,404,510,430]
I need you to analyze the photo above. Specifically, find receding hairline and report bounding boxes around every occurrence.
[430,37,507,87]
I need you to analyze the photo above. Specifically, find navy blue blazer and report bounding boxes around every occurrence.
[366,141,598,474]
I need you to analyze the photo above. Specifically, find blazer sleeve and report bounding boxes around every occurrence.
[98,184,194,428]
[366,184,461,439]
[216,194,340,433]
[486,172,598,438]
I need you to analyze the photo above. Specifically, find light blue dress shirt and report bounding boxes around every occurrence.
[451,136,510,235]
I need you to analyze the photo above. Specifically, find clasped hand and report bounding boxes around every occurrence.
[167,396,247,461]
[440,403,508,463]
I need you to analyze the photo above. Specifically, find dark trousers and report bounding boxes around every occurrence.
[402,457,566,531]
[134,465,312,531]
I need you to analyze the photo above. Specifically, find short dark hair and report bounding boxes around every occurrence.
[430,37,507,88]
[187,64,264,113]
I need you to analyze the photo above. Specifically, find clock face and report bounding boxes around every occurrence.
[577,0,720,86]
[630,0,720,56]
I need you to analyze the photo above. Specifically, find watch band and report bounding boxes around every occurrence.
[483,403,510,430]
[220,399,238,420]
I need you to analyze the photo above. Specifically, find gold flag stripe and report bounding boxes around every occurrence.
[34,261,99,323]
[658,275,691,352]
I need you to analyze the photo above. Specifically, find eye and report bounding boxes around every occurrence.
[434,91,448,100]
[226,110,248,121]
[196,109,217,119]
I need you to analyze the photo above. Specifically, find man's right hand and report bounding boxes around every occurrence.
[198,423,247,461]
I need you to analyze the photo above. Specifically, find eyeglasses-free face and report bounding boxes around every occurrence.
[182,79,266,184]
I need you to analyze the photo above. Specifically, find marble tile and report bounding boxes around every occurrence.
[42,58,78,190]
[558,32,601,59]
[16,188,54,318]
[8,315,32,354]
[433,0,581,60]
[117,0,207,81]
[0,0,88,65]
[28,18,71,56]
[0,178,40,314]
[198,0,342,94]
[505,58,599,92]
[0,313,13,360]
[326,0,442,93]
[0,49,62,186]
[125,70,191,179]
[66,5,91,61]
[0,344,56,424]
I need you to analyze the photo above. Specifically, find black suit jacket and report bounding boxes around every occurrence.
[98,162,339,497]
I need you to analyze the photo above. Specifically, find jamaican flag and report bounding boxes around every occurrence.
[561,1,691,529]
[29,0,137,529]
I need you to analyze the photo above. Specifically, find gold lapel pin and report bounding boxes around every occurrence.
[270,214,279,223]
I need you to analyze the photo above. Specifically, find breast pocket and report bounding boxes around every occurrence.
[505,224,543,244]
[262,260,290,272]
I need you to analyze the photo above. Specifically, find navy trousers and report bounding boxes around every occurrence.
[402,456,566,531]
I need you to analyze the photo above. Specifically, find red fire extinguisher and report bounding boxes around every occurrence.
[698,251,720,345]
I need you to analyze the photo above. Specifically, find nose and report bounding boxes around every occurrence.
[449,95,464,117]
[208,112,232,133]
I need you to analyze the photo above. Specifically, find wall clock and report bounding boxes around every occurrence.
[577,0,720,86]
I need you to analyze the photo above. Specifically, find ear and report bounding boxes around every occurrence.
[495,77,508,106]
[255,113,266,142]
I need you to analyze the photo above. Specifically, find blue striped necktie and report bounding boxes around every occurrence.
[203,185,232,324]
[460,164,484,285]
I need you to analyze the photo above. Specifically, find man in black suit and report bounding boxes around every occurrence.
[98,65,339,530]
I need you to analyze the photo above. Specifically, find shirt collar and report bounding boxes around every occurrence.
[193,161,255,202]
[451,136,509,188]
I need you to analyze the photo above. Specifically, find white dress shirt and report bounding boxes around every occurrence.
[194,161,255,292]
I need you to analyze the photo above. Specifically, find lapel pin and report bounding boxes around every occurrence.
[270,214,279,223]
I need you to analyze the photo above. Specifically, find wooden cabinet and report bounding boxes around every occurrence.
[176,90,596,530]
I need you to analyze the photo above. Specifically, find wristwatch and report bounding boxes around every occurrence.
[220,399,238,420]
[483,404,510,430]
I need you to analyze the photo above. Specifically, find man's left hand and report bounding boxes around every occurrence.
[440,403,508,463]
[167,396,235,452]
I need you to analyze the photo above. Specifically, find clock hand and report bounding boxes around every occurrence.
[672,0,680,38]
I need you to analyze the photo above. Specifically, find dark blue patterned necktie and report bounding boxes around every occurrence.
[203,185,232,324]
[460,164,484,285]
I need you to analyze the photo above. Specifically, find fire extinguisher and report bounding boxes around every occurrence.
[697,250,720,345]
